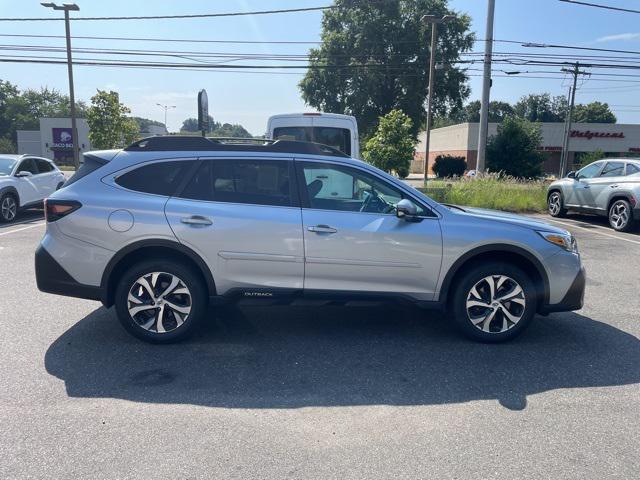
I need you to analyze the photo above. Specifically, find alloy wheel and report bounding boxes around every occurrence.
[1,196,17,221]
[610,202,629,230]
[465,275,526,334]
[127,272,192,334]
[548,192,561,216]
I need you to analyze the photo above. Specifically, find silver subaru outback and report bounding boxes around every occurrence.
[35,136,585,344]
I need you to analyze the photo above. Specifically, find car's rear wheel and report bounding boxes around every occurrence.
[0,193,18,223]
[608,199,636,232]
[451,262,537,342]
[547,191,567,217]
[114,259,207,343]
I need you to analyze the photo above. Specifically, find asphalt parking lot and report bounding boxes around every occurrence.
[1,210,638,479]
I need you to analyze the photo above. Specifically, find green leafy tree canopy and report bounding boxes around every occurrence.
[299,0,474,138]
[486,116,543,178]
[180,116,252,138]
[362,109,416,178]
[87,90,139,149]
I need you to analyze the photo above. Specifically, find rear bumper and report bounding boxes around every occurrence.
[35,245,104,302]
[539,266,586,314]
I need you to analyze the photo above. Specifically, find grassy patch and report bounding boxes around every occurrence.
[57,165,76,171]
[419,174,548,213]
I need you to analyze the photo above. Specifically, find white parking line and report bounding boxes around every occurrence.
[543,217,640,246]
[0,222,45,237]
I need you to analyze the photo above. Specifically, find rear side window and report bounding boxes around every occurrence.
[65,155,108,187]
[180,159,293,207]
[36,159,54,173]
[600,161,625,177]
[313,127,351,156]
[116,160,195,196]
[626,163,640,176]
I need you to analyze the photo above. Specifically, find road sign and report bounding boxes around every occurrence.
[197,89,209,136]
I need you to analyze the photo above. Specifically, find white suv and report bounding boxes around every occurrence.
[0,154,66,223]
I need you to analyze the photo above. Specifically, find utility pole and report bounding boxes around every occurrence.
[476,0,495,174]
[421,14,454,185]
[156,103,176,132]
[559,62,589,177]
[41,2,80,169]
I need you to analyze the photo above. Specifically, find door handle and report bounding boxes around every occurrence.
[582,185,590,189]
[180,215,212,226]
[610,184,618,188]
[308,224,337,234]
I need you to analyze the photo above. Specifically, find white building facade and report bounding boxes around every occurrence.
[17,117,92,165]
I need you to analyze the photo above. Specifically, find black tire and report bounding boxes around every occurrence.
[0,192,18,223]
[450,262,537,343]
[547,190,567,218]
[114,259,208,343]
[608,199,637,232]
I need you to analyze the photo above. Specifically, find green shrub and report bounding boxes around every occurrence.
[362,109,415,178]
[432,155,467,178]
[486,116,544,178]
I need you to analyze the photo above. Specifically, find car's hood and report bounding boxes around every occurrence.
[446,205,568,234]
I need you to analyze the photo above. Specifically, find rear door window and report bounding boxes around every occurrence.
[116,160,196,196]
[273,127,312,142]
[179,159,294,207]
[36,159,54,173]
[313,127,351,156]
[600,161,625,177]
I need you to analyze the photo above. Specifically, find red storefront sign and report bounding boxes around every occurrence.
[570,130,625,140]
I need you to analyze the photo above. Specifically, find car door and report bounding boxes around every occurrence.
[296,160,442,300]
[164,157,305,295]
[13,158,41,205]
[587,161,626,211]
[565,162,602,207]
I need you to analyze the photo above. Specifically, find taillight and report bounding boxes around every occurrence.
[45,199,82,222]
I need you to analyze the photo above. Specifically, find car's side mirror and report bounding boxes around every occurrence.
[396,199,418,220]
[567,171,576,179]
[15,171,32,178]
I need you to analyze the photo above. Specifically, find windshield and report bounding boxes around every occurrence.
[0,157,17,176]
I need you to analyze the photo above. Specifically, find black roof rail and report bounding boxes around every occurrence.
[123,135,349,157]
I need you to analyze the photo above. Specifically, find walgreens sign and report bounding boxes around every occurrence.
[570,129,625,140]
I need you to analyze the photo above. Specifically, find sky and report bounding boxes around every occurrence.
[2,0,640,135]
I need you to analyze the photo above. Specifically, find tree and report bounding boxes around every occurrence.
[180,117,251,137]
[573,149,605,170]
[0,136,15,154]
[362,109,415,178]
[87,90,139,149]
[299,0,474,138]
[459,100,515,122]
[513,93,567,122]
[486,116,543,178]
[133,116,165,133]
[0,80,88,143]
[574,102,616,123]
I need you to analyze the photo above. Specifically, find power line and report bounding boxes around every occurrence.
[0,5,336,22]
[558,0,640,14]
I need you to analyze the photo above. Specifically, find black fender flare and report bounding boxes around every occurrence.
[100,239,216,306]
[438,244,550,307]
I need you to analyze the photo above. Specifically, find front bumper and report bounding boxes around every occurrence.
[35,245,104,302]
[540,266,586,314]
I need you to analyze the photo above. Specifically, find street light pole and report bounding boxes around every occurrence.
[476,0,495,174]
[421,14,454,185]
[156,103,176,132]
[41,2,80,169]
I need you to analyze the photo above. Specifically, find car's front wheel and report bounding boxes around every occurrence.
[608,199,636,232]
[114,259,208,343]
[451,262,537,342]
[0,193,18,223]
[547,191,567,217]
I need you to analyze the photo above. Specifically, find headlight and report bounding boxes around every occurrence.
[537,230,578,253]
